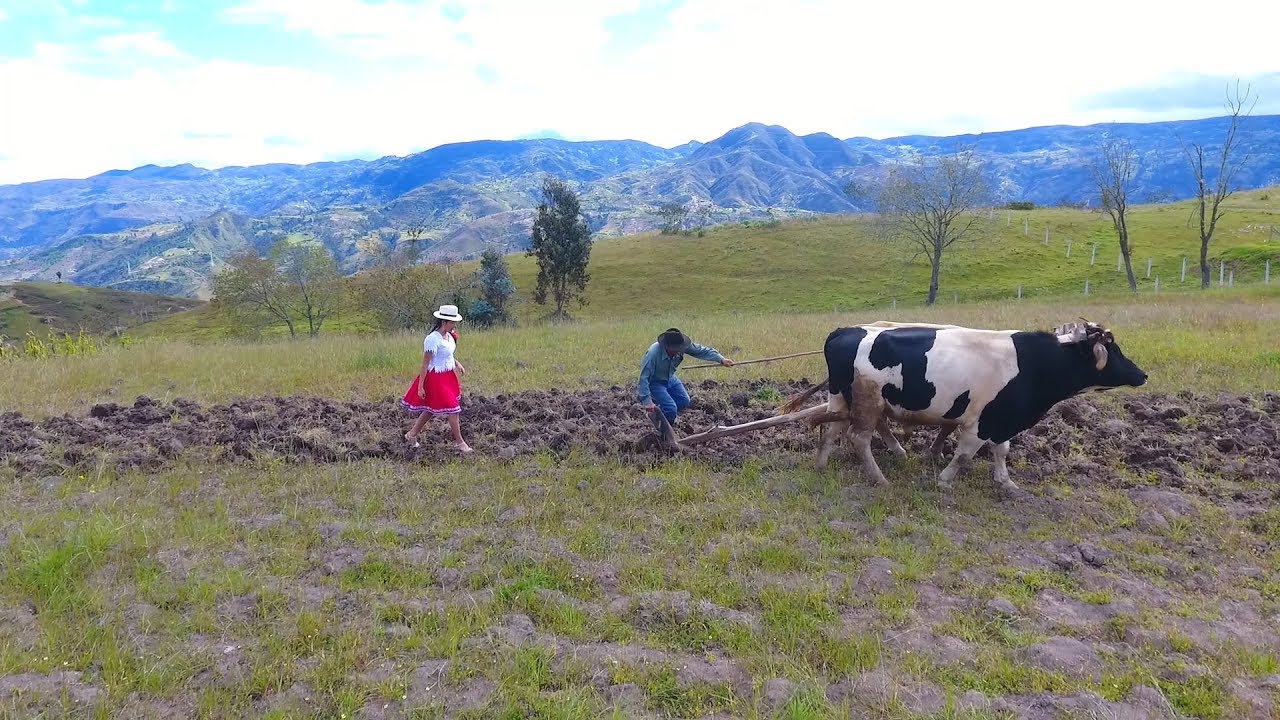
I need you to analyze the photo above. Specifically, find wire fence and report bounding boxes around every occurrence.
[850,213,1276,311]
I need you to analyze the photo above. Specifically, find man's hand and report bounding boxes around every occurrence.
[721,358,736,367]
[641,402,656,411]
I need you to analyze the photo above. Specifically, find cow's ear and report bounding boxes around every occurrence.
[1093,342,1108,370]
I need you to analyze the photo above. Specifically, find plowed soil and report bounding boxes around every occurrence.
[2,381,1278,487]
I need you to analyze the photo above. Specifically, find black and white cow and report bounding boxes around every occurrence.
[815,320,1148,493]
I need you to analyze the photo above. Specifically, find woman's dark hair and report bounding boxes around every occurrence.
[430,317,445,333]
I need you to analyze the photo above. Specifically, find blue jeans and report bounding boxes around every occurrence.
[650,376,690,425]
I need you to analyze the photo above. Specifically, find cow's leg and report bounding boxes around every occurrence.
[815,394,848,472]
[937,429,984,490]
[990,440,1018,495]
[927,425,956,460]
[852,426,889,486]
[876,417,907,459]
[815,418,847,471]
[851,377,889,486]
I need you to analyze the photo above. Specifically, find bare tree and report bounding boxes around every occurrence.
[1090,131,1140,291]
[875,148,991,305]
[1184,81,1256,288]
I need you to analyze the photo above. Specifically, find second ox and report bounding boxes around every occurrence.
[812,319,1148,494]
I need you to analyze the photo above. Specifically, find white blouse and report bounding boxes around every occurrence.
[423,331,457,372]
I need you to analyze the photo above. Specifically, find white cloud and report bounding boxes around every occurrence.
[2,0,1279,185]
[0,9,10,23]
[96,31,184,58]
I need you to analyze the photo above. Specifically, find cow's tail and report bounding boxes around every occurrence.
[777,377,828,415]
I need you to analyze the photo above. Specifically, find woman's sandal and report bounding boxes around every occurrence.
[456,441,474,454]
[405,432,420,448]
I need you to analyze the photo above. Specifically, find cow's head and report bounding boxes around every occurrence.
[1054,319,1148,389]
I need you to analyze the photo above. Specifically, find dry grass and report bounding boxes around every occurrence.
[2,289,1278,418]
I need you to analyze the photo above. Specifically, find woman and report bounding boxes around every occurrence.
[401,304,473,453]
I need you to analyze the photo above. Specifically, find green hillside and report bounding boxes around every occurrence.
[0,282,203,339]
[132,188,1280,337]
[500,186,1280,321]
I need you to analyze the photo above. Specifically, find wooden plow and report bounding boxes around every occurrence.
[645,348,842,450]
[649,397,848,451]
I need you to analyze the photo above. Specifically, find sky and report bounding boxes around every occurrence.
[1,0,1278,186]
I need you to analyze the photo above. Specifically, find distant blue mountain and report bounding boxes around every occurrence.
[1,114,1277,297]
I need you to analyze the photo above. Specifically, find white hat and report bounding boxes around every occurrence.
[433,304,463,321]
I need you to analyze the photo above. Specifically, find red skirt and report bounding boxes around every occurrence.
[400,369,461,415]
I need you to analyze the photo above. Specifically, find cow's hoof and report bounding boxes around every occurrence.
[994,481,1023,500]
[936,478,954,492]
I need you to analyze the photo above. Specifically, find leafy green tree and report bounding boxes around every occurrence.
[212,239,341,337]
[527,176,592,321]
[271,241,341,336]
[656,201,688,234]
[354,264,461,331]
[213,247,298,336]
[473,248,516,326]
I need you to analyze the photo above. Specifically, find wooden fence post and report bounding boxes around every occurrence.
[1084,278,1090,295]
[1220,261,1225,286]
[1066,239,1072,258]
[1146,258,1152,278]
[1090,243,1097,265]
[1117,251,1122,272]
[1267,259,1271,284]
[1155,277,1160,293]
[1181,257,1187,283]
[1017,284,1023,299]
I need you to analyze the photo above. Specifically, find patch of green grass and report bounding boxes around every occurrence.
[989,568,1075,609]
[1248,508,1280,542]
[636,665,736,717]
[339,556,431,591]
[757,587,881,676]
[1080,590,1113,605]
[1158,674,1229,719]
[773,684,839,719]
[936,610,1040,649]
[920,648,1077,698]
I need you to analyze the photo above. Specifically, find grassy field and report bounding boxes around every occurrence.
[123,188,1280,340]
[503,190,1279,322]
[0,282,202,339]
[2,289,1278,418]
[3,205,1280,717]
[2,290,1279,717]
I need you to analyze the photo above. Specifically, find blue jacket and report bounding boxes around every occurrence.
[637,339,725,404]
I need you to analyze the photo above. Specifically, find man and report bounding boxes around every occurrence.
[638,328,735,443]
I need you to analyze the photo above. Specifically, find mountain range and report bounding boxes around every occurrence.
[2,115,1278,298]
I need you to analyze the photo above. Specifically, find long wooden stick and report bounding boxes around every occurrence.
[677,404,830,447]
[683,349,823,370]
